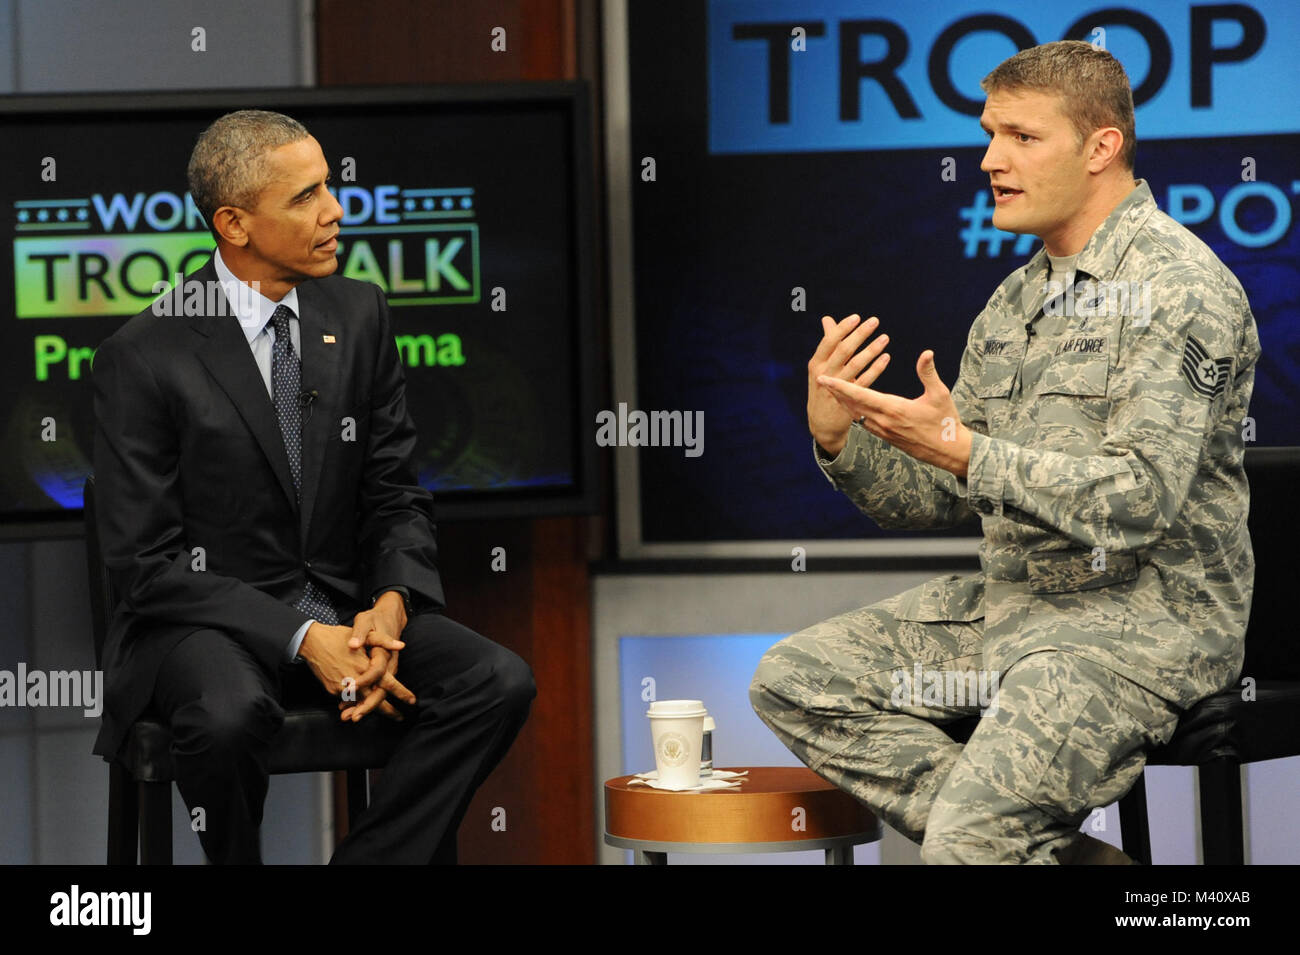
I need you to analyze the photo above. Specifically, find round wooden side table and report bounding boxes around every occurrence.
[604,766,881,864]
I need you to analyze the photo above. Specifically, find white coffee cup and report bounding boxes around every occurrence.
[647,699,707,790]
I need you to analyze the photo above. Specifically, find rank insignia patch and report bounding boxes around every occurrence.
[1181,335,1232,398]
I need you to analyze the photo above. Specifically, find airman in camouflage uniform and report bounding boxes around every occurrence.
[751,44,1260,864]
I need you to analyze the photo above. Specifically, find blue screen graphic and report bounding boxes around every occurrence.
[628,1,1299,545]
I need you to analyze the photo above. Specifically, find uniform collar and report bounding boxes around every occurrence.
[1018,179,1156,316]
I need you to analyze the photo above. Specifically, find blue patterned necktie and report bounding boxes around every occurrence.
[270,304,339,626]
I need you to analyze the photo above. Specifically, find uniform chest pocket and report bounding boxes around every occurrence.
[975,340,1026,398]
[1038,347,1109,397]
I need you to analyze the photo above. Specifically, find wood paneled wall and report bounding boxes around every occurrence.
[316,0,604,864]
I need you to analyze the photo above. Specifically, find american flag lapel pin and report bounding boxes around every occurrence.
[322,334,336,344]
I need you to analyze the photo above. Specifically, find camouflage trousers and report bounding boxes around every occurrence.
[749,591,1182,864]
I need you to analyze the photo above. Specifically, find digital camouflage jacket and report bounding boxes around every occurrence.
[818,180,1260,709]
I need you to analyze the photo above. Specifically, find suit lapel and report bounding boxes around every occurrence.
[189,261,298,512]
[295,280,344,545]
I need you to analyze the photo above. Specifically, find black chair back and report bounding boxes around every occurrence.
[83,474,115,671]
[1241,446,1300,679]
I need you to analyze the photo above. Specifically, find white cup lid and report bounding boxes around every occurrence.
[647,699,707,718]
[703,716,715,731]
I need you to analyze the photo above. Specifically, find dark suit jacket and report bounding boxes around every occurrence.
[91,258,445,759]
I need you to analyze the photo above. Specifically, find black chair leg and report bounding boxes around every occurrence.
[1199,758,1244,865]
[1118,770,1153,865]
[108,763,138,865]
[346,768,369,831]
[139,781,173,865]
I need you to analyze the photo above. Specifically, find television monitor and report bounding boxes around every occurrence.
[609,0,1300,557]
[0,81,598,537]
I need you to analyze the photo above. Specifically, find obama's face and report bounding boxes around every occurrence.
[225,135,343,292]
[978,88,1094,250]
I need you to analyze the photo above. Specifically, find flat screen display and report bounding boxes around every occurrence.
[0,83,596,531]
[623,0,1299,550]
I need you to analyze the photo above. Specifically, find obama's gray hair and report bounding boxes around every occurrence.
[187,109,310,238]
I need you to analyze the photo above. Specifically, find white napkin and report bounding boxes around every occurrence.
[628,769,748,792]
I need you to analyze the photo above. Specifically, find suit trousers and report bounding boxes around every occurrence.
[151,611,535,864]
[749,590,1182,863]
